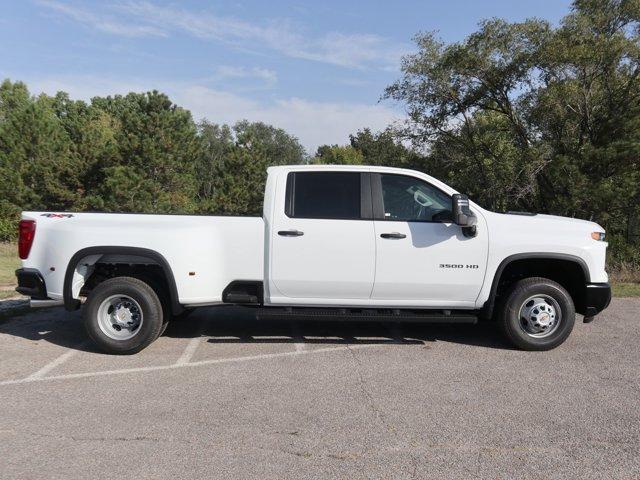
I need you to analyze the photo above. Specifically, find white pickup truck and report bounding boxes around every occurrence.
[16,165,611,354]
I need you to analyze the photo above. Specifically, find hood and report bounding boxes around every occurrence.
[483,210,605,234]
[527,213,603,230]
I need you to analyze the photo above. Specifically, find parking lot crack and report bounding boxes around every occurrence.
[346,344,394,434]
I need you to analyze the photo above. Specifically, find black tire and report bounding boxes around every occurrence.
[135,274,170,337]
[83,276,164,354]
[499,277,575,351]
[158,320,170,337]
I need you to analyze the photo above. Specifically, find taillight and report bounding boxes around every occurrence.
[18,220,36,259]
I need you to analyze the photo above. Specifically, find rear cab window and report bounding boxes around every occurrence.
[285,172,365,220]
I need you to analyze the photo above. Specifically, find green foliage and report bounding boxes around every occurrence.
[234,120,306,166]
[0,83,79,213]
[313,145,364,165]
[0,82,305,221]
[87,91,201,213]
[196,121,234,211]
[211,144,269,215]
[349,128,425,169]
[196,120,306,214]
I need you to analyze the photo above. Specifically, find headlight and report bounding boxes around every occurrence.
[591,232,606,241]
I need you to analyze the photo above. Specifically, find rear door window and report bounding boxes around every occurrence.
[286,172,361,220]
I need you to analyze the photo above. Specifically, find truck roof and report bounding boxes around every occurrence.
[267,164,458,195]
[268,164,426,176]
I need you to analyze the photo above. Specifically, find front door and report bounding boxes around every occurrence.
[269,171,375,301]
[370,173,488,306]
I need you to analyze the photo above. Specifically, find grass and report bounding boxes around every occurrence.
[0,243,19,286]
[609,261,640,284]
[611,283,640,297]
[0,241,638,300]
[0,290,19,300]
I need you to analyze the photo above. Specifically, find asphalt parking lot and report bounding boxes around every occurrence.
[0,299,638,480]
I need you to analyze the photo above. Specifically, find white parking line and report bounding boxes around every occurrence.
[290,322,306,353]
[0,343,385,387]
[175,336,202,365]
[25,341,88,380]
[174,318,206,365]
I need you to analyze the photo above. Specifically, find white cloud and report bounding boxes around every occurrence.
[36,0,166,38]
[208,66,277,88]
[291,32,404,70]
[22,75,400,154]
[179,86,400,153]
[120,1,406,69]
[37,0,408,70]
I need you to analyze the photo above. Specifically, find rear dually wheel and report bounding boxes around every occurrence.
[83,276,164,354]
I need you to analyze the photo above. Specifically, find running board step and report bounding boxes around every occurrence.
[256,308,477,324]
[225,293,259,304]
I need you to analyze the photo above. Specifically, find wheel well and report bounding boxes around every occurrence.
[82,261,169,302]
[63,247,181,314]
[486,257,588,317]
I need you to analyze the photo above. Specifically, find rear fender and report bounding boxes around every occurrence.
[63,246,181,314]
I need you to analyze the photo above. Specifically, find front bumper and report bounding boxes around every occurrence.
[15,268,48,300]
[584,282,612,317]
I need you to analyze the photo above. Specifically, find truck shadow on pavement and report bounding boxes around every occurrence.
[0,305,515,352]
[169,306,514,350]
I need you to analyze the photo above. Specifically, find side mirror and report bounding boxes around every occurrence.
[452,194,477,237]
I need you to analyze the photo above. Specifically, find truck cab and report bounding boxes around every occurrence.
[264,166,488,308]
[16,165,611,354]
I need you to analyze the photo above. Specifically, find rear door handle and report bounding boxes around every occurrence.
[278,229,304,237]
[380,232,406,239]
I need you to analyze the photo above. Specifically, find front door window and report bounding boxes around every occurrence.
[380,174,452,223]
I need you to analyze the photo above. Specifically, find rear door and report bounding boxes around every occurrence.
[269,171,375,301]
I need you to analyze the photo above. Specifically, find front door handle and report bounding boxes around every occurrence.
[380,232,406,239]
[278,229,304,237]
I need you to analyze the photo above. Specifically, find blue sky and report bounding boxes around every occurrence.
[0,0,572,153]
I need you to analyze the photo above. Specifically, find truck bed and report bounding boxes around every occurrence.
[21,212,265,306]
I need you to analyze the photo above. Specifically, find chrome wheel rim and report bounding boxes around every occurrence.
[518,294,561,338]
[97,295,144,341]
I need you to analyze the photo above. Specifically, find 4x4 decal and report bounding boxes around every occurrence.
[40,213,74,218]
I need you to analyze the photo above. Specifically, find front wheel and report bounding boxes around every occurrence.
[499,277,575,351]
[83,276,164,354]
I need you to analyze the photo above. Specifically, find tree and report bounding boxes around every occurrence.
[211,143,270,215]
[349,128,426,170]
[0,83,79,215]
[530,0,640,229]
[196,121,234,212]
[384,0,640,249]
[384,18,551,211]
[0,80,31,231]
[312,145,364,164]
[197,120,306,214]
[233,120,306,166]
[88,91,201,212]
[46,92,121,210]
